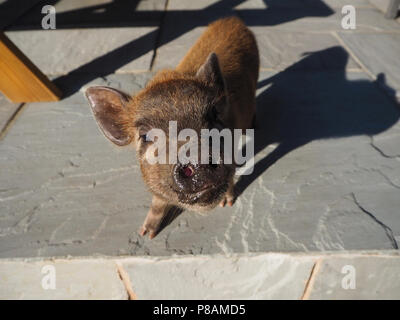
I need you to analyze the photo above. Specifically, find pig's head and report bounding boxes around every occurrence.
[85,53,235,211]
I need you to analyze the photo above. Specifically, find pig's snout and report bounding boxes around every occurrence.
[173,162,226,195]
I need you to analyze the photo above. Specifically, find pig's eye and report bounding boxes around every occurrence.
[139,133,151,142]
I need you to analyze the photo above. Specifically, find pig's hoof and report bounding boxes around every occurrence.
[139,225,157,239]
[139,226,148,236]
[219,193,235,207]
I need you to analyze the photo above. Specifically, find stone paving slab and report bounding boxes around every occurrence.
[154,24,360,71]
[164,0,333,31]
[338,33,400,100]
[0,94,21,134]
[326,0,374,7]
[119,253,315,299]
[309,253,400,299]
[372,119,400,158]
[167,0,373,11]
[0,73,153,258]
[237,7,400,32]
[165,1,399,32]
[5,27,157,75]
[0,258,127,299]
[0,251,399,299]
[0,68,399,258]
[7,0,166,29]
[154,0,398,71]
[369,0,393,13]
[154,26,205,70]
[121,251,400,300]
[237,29,360,71]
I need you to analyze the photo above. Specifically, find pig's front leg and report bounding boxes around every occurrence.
[219,176,235,207]
[139,196,169,239]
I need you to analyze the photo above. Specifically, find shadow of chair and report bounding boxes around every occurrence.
[3,0,334,97]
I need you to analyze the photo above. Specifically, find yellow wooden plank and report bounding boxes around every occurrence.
[0,32,62,102]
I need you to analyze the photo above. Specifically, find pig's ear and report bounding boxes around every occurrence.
[196,53,225,92]
[197,53,230,125]
[85,86,132,146]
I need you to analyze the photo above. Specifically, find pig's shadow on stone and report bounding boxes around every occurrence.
[158,46,400,235]
[235,46,400,197]
[157,206,184,237]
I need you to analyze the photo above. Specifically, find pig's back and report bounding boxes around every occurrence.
[176,16,259,129]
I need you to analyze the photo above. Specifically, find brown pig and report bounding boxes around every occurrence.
[85,16,259,239]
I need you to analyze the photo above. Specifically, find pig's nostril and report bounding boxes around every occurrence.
[182,165,194,177]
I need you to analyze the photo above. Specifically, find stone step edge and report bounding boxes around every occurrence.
[1,250,399,300]
[1,249,398,262]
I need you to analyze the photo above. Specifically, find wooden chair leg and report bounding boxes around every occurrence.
[0,32,62,103]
